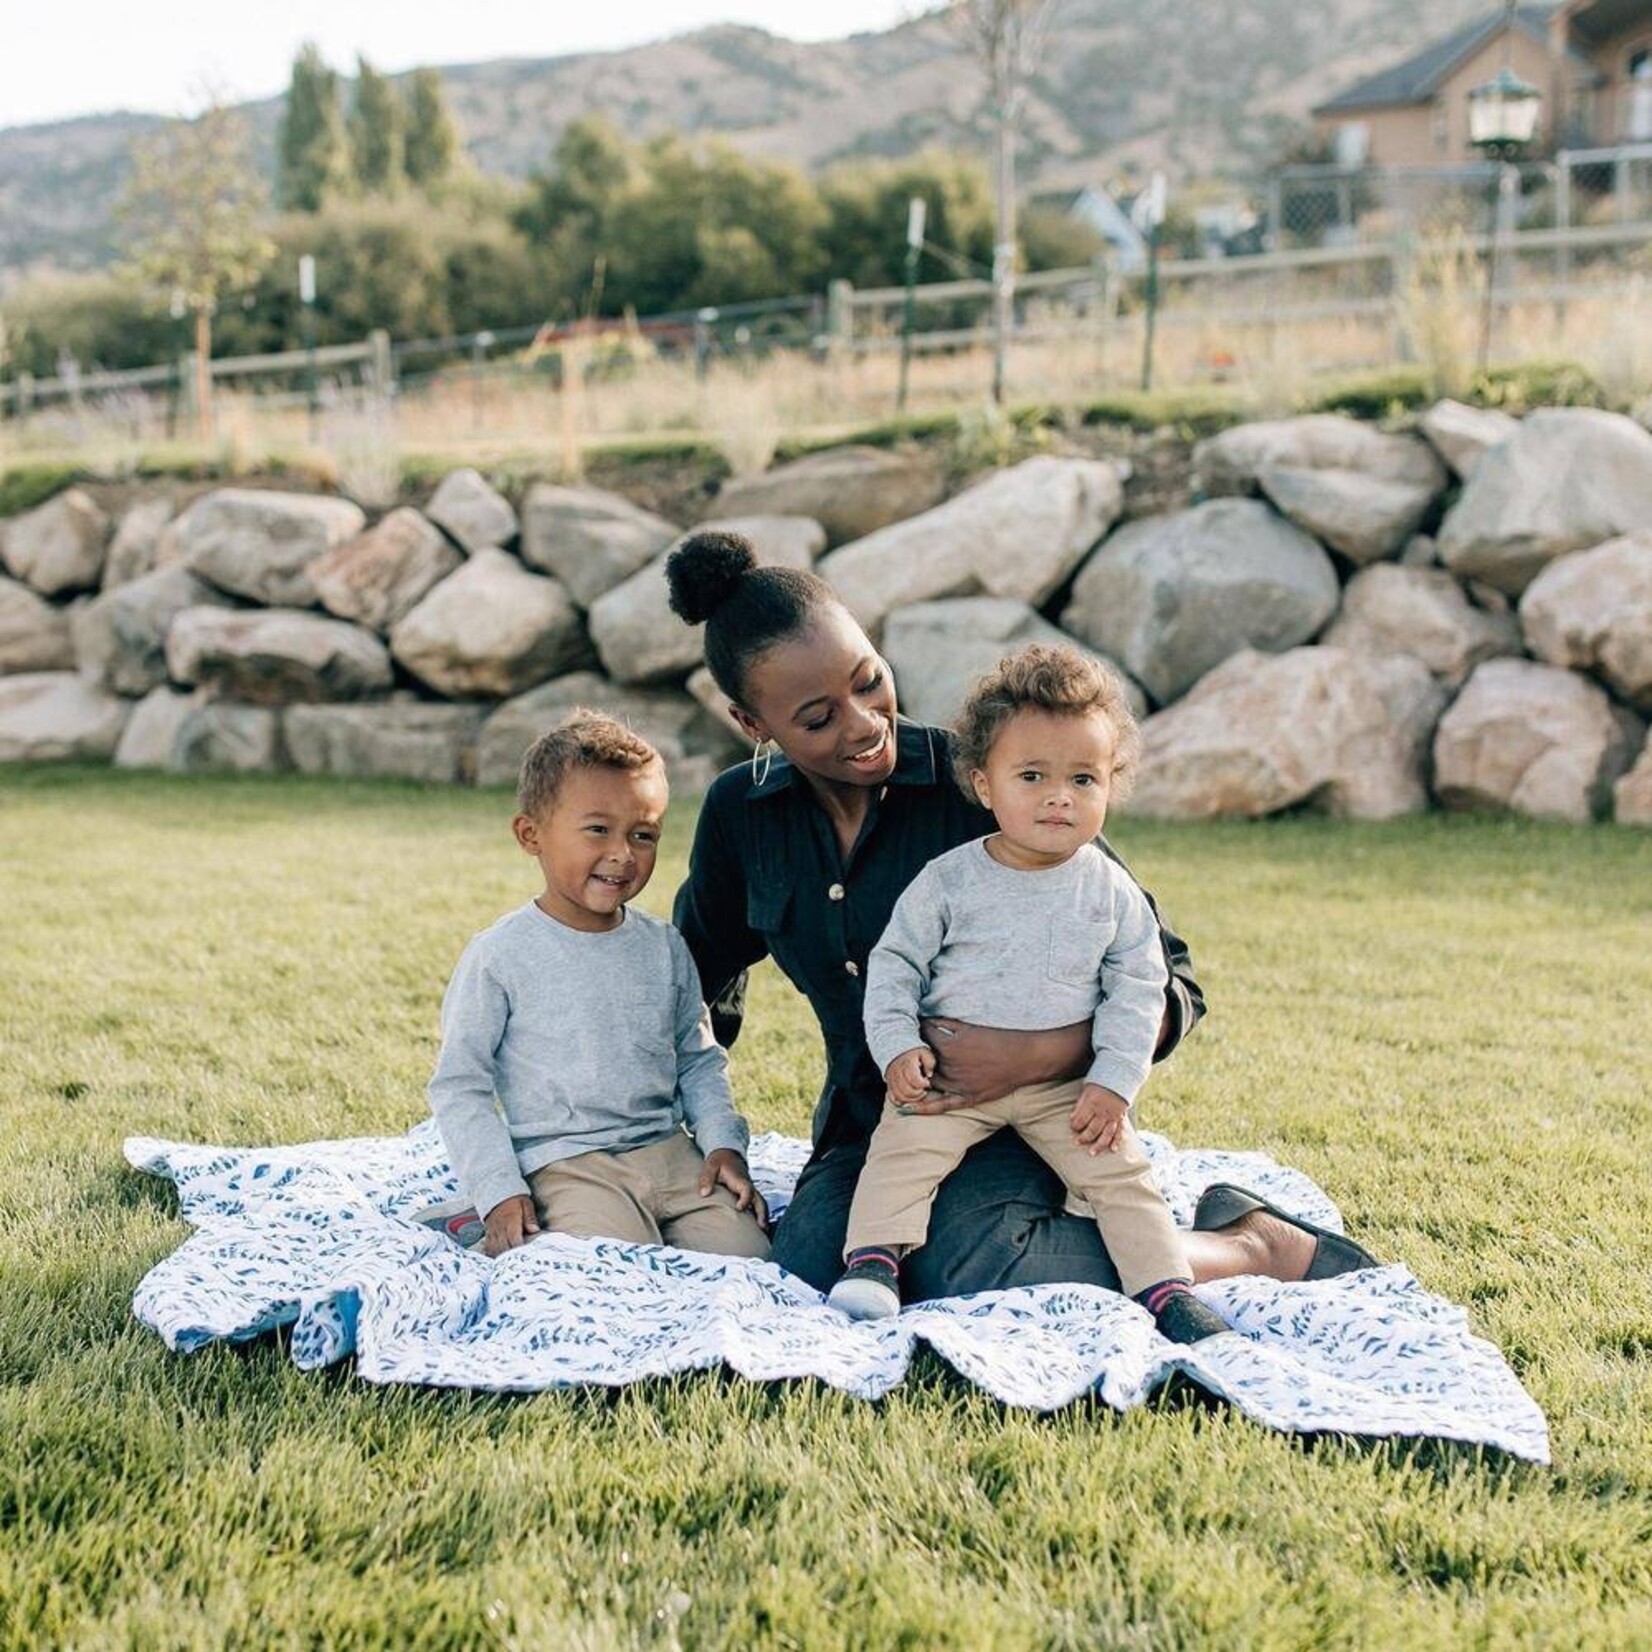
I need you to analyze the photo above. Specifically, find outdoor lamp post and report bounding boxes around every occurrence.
[1468,58,1543,371]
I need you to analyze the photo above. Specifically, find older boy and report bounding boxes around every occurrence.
[428,711,769,1260]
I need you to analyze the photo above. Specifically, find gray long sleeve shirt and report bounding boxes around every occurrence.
[427,902,751,1218]
[863,838,1169,1103]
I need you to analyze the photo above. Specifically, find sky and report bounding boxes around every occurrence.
[1,0,923,129]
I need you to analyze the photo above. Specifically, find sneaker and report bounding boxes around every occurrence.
[1153,1290,1230,1345]
[827,1253,901,1321]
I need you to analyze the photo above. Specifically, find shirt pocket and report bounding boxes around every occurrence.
[1047,918,1104,989]
[746,882,792,940]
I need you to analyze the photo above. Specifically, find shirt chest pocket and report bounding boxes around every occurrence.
[1047,916,1105,989]
[746,882,792,940]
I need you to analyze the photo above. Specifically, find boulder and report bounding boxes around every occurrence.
[476,672,738,795]
[1518,532,1652,712]
[285,700,488,784]
[0,671,130,761]
[425,468,518,554]
[819,456,1124,634]
[1060,498,1340,706]
[170,699,285,773]
[0,489,109,597]
[1437,409,1652,594]
[883,597,1147,728]
[166,608,393,705]
[686,666,747,747]
[1257,463,1439,565]
[103,496,179,588]
[169,488,367,606]
[1614,736,1652,826]
[389,548,593,699]
[1418,399,1519,479]
[309,508,462,634]
[81,567,238,698]
[1320,564,1521,687]
[519,484,679,608]
[1124,647,1446,821]
[1398,535,1441,567]
[113,687,194,769]
[1193,415,1447,500]
[589,515,826,685]
[712,445,947,546]
[1432,657,1644,822]
[0,577,75,673]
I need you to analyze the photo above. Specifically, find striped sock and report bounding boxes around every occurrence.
[845,1247,901,1276]
[1136,1278,1195,1317]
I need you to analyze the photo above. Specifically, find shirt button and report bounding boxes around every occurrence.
[828,883,846,902]
[844,960,860,977]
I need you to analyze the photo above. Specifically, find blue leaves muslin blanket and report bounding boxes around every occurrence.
[124,1122,1550,1463]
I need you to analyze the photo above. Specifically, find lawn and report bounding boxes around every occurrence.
[1,768,1649,1649]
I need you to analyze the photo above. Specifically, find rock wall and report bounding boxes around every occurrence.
[3,414,1650,827]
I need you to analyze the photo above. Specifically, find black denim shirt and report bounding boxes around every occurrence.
[673,719,1205,1150]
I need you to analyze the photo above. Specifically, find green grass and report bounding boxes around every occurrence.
[2,769,1650,1649]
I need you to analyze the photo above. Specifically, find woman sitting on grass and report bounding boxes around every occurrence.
[668,529,1376,1305]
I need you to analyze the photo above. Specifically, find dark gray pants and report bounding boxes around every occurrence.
[770,1123,1124,1301]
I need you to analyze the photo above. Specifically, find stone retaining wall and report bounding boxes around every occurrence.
[3,411,1650,826]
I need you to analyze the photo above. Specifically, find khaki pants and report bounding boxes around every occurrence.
[528,1132,770,1261]
[844,1079,1189,1298]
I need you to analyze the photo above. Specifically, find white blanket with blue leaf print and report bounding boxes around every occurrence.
[124,1122,1550,1463]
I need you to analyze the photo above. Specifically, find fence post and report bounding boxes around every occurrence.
[1553,155,1571,332]
[1390,230,1417,363]
[368,329,394,402]
[1265,175,1284,251]
[178,353,200,431]
[826,280,854,357]
[15,372,34,418]
[1616,151,1630,221]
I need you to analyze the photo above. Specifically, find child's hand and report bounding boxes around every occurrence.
[480,1194,541,1257]
[700,1148,769,1231]
[884,1046,936,1107]
[1070,1083,1129,1156]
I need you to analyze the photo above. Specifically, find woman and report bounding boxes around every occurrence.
[668,530,1374,1300]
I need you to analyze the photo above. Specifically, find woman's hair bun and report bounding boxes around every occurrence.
[665,529,759,626]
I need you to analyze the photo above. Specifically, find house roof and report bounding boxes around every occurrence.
[1314,5,1565,114]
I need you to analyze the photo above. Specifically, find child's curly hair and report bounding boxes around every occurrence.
[952,644,1142,801]
[516,710,663,818]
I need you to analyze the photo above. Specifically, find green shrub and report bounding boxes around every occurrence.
[1470,358,1606,412]
[0,462,83,518]
[1311,367,1434,419]
[1081,387,1245,438]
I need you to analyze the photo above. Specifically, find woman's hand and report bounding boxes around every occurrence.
[700,1148,769,1231]
[907,1017,1094,1111]
[481,1193,542,1257]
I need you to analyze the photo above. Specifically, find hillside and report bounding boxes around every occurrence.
[0,0,1488,275]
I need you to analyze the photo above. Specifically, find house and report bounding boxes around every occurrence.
[1313,0,1652,166]
[1029,186,1149,273]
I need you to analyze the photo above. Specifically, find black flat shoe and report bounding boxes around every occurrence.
[1153,1291,1231,1344]
[1192,1182,1379,1281]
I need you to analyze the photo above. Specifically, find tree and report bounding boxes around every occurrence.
[515,117,633,307]
[403,68,460,191]
[349,56,404,195]
[952,0,1059,402]
[119,100,274,435]
[277,43,349,211]
[819,151,996,288]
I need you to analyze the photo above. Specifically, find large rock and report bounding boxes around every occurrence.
[113,686,194,770]
[1,489,110,597]
[819,456,1124,634]
[713,445,947,547]
[1418,399,1519,479]
[1124,647,1445,821]
[1320,564,1521,687]
[309,508,462,634]
[1614,737,1652,826]
[425,468,518,554]
[170,699,285,773]
[1060,498,1340,706]
[80,566,238,697]
[169,488,367,606]
[1194,415,1447,500]
[1437,409,1652,594]
[476,672,738,795]
[285,700,488,784]
[103,496,179,588]
[883,597,1146,729]
[0,577,75,673]
[686,666,746,747]
[1519,532,1652,712]
[0,671,130,761]
[166,608,393,705]
[519,484,679,607]
[1432,657,1644,822]
[589,516,826,685]
[389,548,593,699]
[1257,464,1440,565]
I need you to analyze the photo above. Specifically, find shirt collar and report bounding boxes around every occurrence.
[747,716,941,799]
